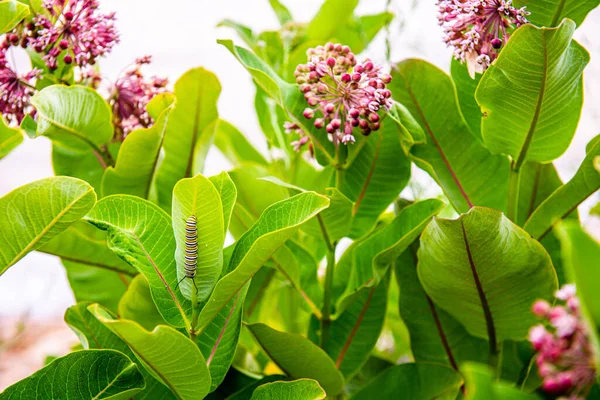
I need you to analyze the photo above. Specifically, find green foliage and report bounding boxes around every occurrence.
[418,207,558,342]
[0,350,145,399]
[3,1,600,398]
[0,177,96,274]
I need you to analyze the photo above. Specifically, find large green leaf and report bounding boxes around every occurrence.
[218,40,335,165]
[517,162,565,227]
[251,379,325,400]
[418,207,558,342]
[64,302,175,400]
[323,277,389,379]
[352,363,463,400]
[154,68,220,210]
[268,0,293,25]
[450,58,482,140]
[476,20,588,166]
[555,222,600,328]
[51,144,108,194]
[0,349,145,399]
[307,0,358,41]
[0,177,96,274]
[391,59,509,213]
[30,85,113,156]
[172,174,224,301]
[102,106,172,198]
[331,12,394,55]
[196,284,248,391]
[343,117,411,238]
[461,363,541,400]
[524,135,600,240]
[85,195,193,329]
[246,323,344,396]
[118,275,168,331]
[335,199,445,312]
[213,119,268,167]
[0,117,23,159]
[514,0,600,27]
[89,304,211,400]
[395,245,488,369]
[209,171,238,235]
[0,0,29,34]
[195,192,329,334]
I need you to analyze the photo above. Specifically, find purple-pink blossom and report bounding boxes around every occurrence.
[108,56,169,140]
[0,48,41,124]
[27,0,119,69]
[529,284,596,399]
[294,42,393,146]
[437,0,529,77]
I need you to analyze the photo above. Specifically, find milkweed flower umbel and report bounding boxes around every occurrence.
[108,56,169,140]
[28,0,119,69]
[437,0,529,77]
[529,284,596,400]
[295,42,393,145]
[0,49,41,124]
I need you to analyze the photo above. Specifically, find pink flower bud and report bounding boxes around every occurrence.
[325,103,335,114]
[532,300,550,317]
[331,119,341,129]
[364,61,374,71]
[59,39,69,50]
[341,73,351,83]
[314,118,324,129]
[63,54,73,64]
[327,57,336,68]
[303,108,314,119]
[352,73,361,82]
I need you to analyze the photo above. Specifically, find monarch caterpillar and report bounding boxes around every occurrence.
[177,215,198,293]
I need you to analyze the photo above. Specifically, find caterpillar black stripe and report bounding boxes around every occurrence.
[177,215,198,294]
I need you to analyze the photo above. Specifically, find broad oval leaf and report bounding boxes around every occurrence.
[64,302,175,400]
[102,106,172,198]
[307,0,358,41]
[514,0,600,27]
[343,117,411,238]
[89,304,211,400]
[30,85,113,155]
[352,363,463,400]
[0,117,23,159]
[213,119,268,167]
[0,349,145,399]
[418,207,558,341]
[209,171,238,235]
[476,20,589,166]
[251,379,325,400]
[85,195,193,329]
[0,176,96,274]
[195,192,329,333]
[247,323,344,396]
[154,68,220,210]
[450,58,483,141]
[0,0,29,34]
[172,174,225,301]
[524,135,600,240]
[391,59,509,213]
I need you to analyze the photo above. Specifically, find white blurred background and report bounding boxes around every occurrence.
[1,0,599,388]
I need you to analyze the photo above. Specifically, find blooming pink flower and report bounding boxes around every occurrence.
[107,56,169,140]
[437,0,529,77]
[529,284,596,400]
[0,48,41,124]
[28,0,119,69]
[294,42,393,146]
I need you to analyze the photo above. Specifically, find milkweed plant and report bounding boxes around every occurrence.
[1,0,600,399]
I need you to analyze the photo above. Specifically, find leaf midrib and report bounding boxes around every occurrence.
[514,31,549,170]
[4,187,94,272]
[91,361,138,400]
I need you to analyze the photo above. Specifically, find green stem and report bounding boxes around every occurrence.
[190,288,199,341]
[321,244,336,348]
[507,165,521,223]
[335,143,347,191]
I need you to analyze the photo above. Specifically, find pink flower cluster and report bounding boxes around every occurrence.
[0,49,41,124]
[108,56,169,139]
[437,0,529,76]
[26,0,119,69]
[529,284,596,399]
[295,42,393,145]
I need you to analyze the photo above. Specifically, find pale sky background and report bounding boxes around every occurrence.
[0,0,599,321]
